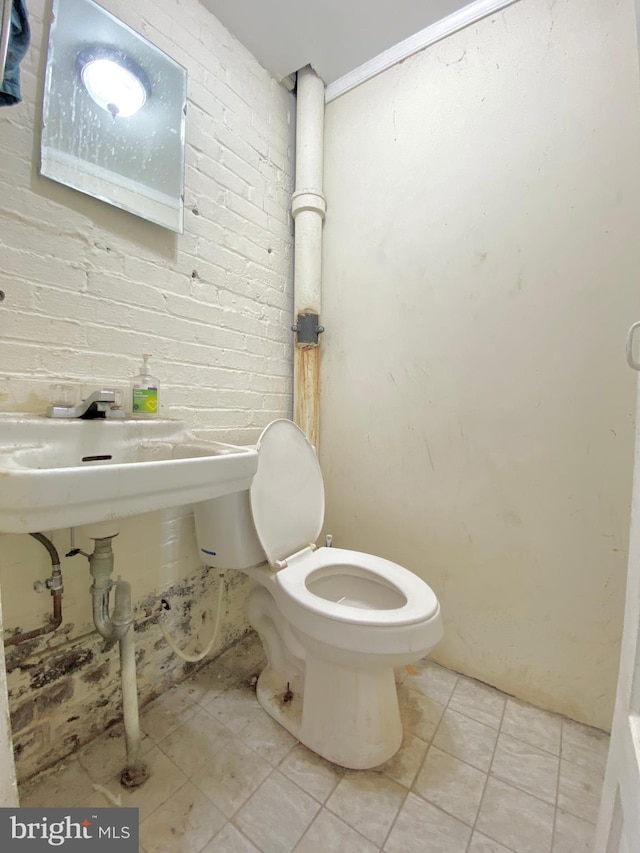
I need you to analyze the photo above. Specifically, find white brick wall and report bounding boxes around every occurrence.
[0,0,295,779]
[0,0,295,438]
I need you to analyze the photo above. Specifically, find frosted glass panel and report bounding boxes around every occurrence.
[41,0,187,232]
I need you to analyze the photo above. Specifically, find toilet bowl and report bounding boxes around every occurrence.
[194,419,443,769]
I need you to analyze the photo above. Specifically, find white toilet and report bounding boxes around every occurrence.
[194,419,443,769]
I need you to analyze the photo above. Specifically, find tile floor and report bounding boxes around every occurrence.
[19,633,609,852]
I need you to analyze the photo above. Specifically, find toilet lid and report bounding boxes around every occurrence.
[250,419,325,567]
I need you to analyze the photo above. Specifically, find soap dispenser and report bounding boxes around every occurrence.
[131,354,159,417]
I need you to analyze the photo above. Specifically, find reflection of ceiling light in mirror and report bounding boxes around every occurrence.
[77,47,151,119]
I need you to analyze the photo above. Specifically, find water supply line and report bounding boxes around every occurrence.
[159,569,226,663]
[4,533,64,648]
[82,536,149,789]
[292,65,326,450]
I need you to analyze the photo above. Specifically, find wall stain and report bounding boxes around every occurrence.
[30,649,94,690]
[81,661,110,685]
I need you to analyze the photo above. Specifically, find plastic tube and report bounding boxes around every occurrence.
[159,572,225,663]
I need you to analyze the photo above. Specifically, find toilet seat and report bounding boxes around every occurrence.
[276,546,439,627]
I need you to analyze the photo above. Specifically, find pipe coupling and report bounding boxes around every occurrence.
[292,313,324,345]
[291,190,327,220]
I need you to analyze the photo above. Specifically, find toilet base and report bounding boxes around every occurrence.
[256,656,403,770]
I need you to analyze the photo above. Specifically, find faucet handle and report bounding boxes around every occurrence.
[104,389,125,419]
[49,383,79,407]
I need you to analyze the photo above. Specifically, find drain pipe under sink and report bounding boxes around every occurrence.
[292,65,326,450]
[84,536,149,789]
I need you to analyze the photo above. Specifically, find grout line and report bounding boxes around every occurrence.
[464,692,514,853]
[378,668,461,850]
[549,721,566,853]
[225,820,264,852]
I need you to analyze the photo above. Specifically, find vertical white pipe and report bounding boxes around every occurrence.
[292,66,326,449]
[119,625,142,770]
[89,543,147,785]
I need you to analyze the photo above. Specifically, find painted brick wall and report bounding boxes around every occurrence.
[0,0,295,780]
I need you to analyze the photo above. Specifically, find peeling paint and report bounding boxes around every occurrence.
[81,662,110,685]
[30,650,94,691]
[7,565,254,782]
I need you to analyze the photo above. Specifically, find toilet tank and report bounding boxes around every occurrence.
[193,491,266,570]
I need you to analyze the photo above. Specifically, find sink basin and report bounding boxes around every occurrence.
[0,415,258,533]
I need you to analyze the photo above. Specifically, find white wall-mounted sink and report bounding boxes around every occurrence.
[0,415,258,534]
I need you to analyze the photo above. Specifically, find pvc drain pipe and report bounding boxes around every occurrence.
[86,537,149,789]
[292,65,326,450]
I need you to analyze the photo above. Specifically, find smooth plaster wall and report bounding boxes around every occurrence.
[0,0,294,779]
[320,0,640,730]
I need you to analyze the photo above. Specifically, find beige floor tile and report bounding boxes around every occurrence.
[139,781,225,853]
[191,737,272,818]
[476,776,554,853]
[279,743,344,803]
[216,632,267,678]
[397,684,446,742]
[432,708,498,772]
[77,723,154,784]
[384,791,471,852]
[491,733,559,804]
[202,682,262,733]
[19,648,609,853]
[19,758,95,808]
[449,676,506,730]
[296,808,380,852]
[237,709,298,766]
[75,790,114,808]
[326,770,406,847]
[501,699,562,757]
[96,746,188,822]
[187,661,240,705]
[402,659,459,705]
[378,731,428,789]
[156,707,234,777]
[140,681,200,743]
[234,770,320,853]
[202,823,260,852]
[413,745,486,825]
[561,720,609,776]
[557,760,604,824]
[468,832,514,852]
[553,807,595,852]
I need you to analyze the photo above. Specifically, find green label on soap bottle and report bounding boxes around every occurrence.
[132,388,157,414]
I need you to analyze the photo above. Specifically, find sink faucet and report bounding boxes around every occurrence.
[46,389,125,420]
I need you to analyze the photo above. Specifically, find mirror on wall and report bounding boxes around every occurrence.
[41,0,187,233]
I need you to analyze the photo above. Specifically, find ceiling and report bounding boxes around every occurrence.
[199,0,476,87]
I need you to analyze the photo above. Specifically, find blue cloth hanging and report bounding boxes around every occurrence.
[0,0,30,106]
